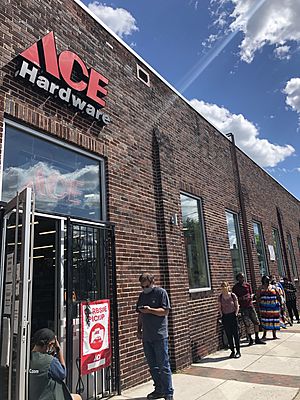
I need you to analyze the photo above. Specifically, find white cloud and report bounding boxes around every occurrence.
[284,78,300,113]
[211,0,300,63]
[296,167,300,172]
[190,99,295,167]
[201,34,219,49]
[87,2,139,38]
[274,45,291,60]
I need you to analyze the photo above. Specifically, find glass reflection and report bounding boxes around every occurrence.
[180,194,210,289]
[2,125,102,221]
[225,211,245,278]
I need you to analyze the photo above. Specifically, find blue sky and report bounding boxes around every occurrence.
[81,0,300,200]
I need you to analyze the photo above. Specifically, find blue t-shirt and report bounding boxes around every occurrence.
[136,287,171,341]
[49,356,66,381]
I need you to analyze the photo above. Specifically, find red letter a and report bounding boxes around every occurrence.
[20,31,60,79]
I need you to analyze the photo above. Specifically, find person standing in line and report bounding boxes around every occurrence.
[218,281,241,358]
[256,275,281,339]
[270,275,289,328]
[136,273,174,400]
[232,272,266,346]
[282,277,300,324]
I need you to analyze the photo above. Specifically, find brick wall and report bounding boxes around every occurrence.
[0,0,299,391]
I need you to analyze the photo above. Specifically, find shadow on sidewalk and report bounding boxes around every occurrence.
[195,355,229,363]
[125,398,148,400]
[114,397,149,400]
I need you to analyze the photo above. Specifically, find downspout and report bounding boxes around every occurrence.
[226,133,257,290]
[276,207,291,280]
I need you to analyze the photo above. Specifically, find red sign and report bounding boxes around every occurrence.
[80,300,111,375]
[16,32,111,125]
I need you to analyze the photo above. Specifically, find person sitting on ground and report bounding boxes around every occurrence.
[218,281,241,358]
[282,277,300,325]
[29,328,82,400]
[256,275,281,339]
[232,272,266,346]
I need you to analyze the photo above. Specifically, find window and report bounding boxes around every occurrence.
[180,193,210,290]
[253,221,268,276]
[225,211,245,278]
[287,234,299,280]
[272,228,285,277]
[137,65,150,86]
[2,123,104,221]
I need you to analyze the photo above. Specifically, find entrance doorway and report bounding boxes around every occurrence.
[31,216,58,335]
[0,191,119,400]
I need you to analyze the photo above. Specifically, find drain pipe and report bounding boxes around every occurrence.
[276,207,291,280]
[226,133,257,290]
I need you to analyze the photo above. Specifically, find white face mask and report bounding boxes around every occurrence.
[143,287,153,294]
[47,345,55,355]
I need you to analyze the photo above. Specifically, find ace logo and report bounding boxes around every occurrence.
[16,32,111,126]
[81,300,111,375]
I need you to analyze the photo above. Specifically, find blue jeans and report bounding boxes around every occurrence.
[143,338,174,396]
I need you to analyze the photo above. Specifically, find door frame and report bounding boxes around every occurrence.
[0,188,35,400]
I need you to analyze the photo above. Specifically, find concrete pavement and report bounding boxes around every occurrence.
[112,323,300,400]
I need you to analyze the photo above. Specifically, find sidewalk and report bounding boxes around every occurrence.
[112,324,300,400]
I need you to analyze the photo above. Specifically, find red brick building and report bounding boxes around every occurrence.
[0,1,299,399]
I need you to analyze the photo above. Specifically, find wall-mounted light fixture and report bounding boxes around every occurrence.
[170,213,178,226]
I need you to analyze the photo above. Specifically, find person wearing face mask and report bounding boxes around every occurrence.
[136,272,174,400]
[218,281,241,358]
[29,328,82,400]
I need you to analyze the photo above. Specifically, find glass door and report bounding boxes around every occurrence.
[0,188,35,400]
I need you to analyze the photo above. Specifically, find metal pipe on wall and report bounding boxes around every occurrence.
[227,133,257,290]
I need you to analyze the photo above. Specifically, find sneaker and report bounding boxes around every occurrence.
[229,351,235,358]
[248,338,254,346]
[147,391,164,399]
[255,338,266,345]
[164,396,174,400]
[235,352,241,358]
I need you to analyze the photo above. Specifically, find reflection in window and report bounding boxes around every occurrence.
[225,211,245,278]
[272,228,285,277]
[287,234,298,279]
[180,194,210,290]
[2,125,103,221]
[253,221,268,276]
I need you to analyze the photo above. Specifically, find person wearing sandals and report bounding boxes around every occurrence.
[232,272,266,346]
[257,275,281,340]
[218,281,241,358]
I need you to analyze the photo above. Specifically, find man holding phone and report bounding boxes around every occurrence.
[136,273,174,400]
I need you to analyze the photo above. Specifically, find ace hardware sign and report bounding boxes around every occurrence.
[80,299,111,375]
[15,31,111,126]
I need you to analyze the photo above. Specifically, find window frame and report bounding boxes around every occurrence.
[252,220,269,276]
[225,209,246,279]
[180,192,211,293]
